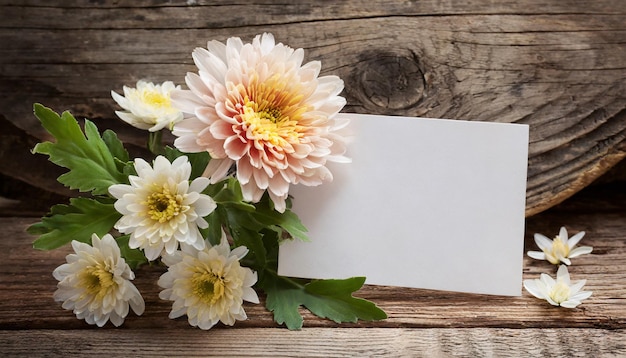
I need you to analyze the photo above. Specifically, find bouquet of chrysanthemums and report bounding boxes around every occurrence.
[28,33,386,330]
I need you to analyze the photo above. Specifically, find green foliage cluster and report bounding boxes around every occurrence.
[28,104,386,330]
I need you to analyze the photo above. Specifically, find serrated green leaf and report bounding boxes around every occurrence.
[303,277,387,323]
[262,273,387,330]
[102,129,134,176]
[30,197,121,250]
[32,104,127,195]
[115,235,148,269]
[102,129,129,163]
[264,279,304,330]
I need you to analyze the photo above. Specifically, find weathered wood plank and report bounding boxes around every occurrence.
[1,328,624,357]
[2,183,625,331]
[1,1,626,216]
[2,0,623,16]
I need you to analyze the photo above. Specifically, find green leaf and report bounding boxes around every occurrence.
[207,179,256,213]
[32,104,127,195]
[252,197,309,241]
[251,206,309,242]
[224,209,267,270]
[207,177,244,202]
[205,209,224,246]
[263,277,305,330]
[304,278,387,323]
[263,274,387,330]
[102,129,134,177]
[115,235,148,269]
[102,129,129,163]
[29,197,121,250]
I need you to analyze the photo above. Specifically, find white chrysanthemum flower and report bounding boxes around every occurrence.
[158,233,259,330]
[52,233,145,327]
[111,80,183,131]
[527,226,593,265]
[523,265,592,308]
[171,32,350,212]
[109,155,217,261]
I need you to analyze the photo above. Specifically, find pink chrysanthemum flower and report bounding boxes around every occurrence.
[171,33,350,212]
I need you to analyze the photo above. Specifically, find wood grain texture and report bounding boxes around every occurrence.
[1,1,626,216]
[1,328,625,357]
[2,178,621,357]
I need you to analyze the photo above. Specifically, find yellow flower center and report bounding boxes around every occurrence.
[141,89,171,109]
[545,236,570,263]
[237,74,309,148]
[145,185,185,223]
[80,263,116,298]
[191,271,226,305]
[549,281,571,304]
[241,104,301,148]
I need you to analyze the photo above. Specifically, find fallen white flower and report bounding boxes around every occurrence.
[523,265,592,308]
[527,226,593,265]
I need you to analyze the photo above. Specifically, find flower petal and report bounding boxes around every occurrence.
[567,231,586,248]
[533,233,553,251]
[171,33,349,211]
[568,246,593,258]
[527,251,546,261]
[157,238,258,330]
[52,234,144,327]
[523,279,547,299]
[556,265,571,285]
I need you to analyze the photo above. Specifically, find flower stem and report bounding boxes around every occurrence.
[148,131,165,155]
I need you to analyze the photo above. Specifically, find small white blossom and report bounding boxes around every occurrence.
[52,233,145,327]
[523,265,592,308]
[527,226,593,265]
[111,80,183,131]
[158,233,259,330]
[109,155,217,261]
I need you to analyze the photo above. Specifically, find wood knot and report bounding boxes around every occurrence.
[354,52,425,110]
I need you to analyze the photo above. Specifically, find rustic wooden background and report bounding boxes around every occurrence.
[1,1,625,356]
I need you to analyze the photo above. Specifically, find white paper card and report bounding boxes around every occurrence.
[278,113,529,296]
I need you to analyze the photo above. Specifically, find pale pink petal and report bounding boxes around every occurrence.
[204,158,233,183]
[171,88,206,114]
[170,33,350,210]
[268,191,287,213]
[193,47,228,83]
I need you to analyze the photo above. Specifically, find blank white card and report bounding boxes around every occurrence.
[278,113,529,296]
